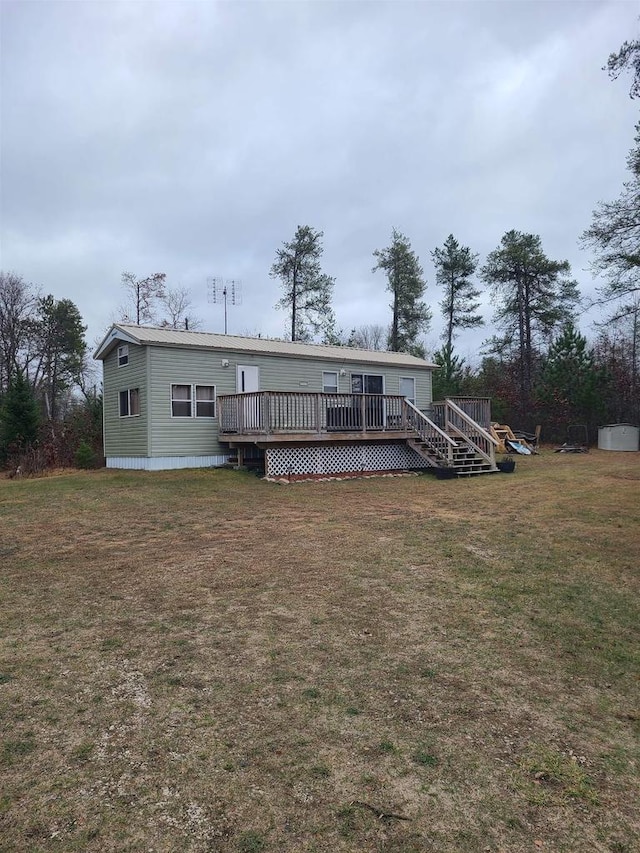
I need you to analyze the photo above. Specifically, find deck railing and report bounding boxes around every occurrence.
[405,400,457,466]
[219,391,410,435]
[441,398,498,466]
[218,392,497,469]
[432,397,492,431]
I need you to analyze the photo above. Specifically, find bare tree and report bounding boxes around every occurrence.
[120,271,166,325]
[159,286,202,330]
[348,324,388,350]
[0,272,39,392]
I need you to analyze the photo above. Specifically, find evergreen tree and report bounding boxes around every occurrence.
[592,299,640,424]
[431,234,482,352]
[0,370,40,464]
[583,30,640,304]
[270,226,336,342]
[582,124,640,303]
[431,342,466,400]
[536,322,604,441]
[605,32,640,98]
[373,229,431,357]
[32,296,87,421]
[481,230,579,414]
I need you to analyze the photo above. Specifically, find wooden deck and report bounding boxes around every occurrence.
[219,392,412,443]
[218,393,498,474]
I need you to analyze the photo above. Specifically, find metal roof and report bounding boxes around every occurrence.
[94,323,438,369]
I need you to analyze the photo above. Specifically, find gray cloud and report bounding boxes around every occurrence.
[1,0,637,357]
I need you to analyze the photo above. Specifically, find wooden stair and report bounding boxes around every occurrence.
[404,399,499,477]
[407,434,496,476]
[450,442,497,476]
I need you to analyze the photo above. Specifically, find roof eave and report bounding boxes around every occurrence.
[94,323,437,369]
[93,324,142,360]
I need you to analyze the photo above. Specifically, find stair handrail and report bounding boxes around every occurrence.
[444,398,499,447]
[444,397,498,467]
[405,400,457,466]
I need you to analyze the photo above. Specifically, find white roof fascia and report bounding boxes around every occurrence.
[94,326,142,360]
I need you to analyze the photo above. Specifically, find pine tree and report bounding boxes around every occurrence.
[536,322,604,441]
[431,342,466,400]
[373,229,431,357]
[32,296,87,421]
[270,226,336,342]
[481,230,579,414]
[582,124,640,303]
[0,370,40,464]
[431,234,482,352]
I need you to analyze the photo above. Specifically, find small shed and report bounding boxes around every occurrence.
[598,424,640,452]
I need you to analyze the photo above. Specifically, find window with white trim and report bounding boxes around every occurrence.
[119,388,140,417]
[322,371,338,393]
[117,345,129,367]
[171,384,192,417]
[171,384,216,418]
[195,385,216,418]
[399,377,416,405]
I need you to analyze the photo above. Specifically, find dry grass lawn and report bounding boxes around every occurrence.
[0,449,639,852]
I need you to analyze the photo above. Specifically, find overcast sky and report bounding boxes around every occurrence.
[1,0,638,363]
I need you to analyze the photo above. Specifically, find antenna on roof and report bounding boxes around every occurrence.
[207,278,243,334]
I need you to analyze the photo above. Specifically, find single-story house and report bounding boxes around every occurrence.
[94,324,497,478]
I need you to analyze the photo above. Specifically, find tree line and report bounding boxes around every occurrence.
[267,30,640,439]
[1,30,638,469]
[0,272,101,471]
[0,270,206,471]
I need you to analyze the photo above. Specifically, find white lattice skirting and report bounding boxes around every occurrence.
[265,443,431,479]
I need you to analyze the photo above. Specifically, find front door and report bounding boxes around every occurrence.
[236,365,260,430]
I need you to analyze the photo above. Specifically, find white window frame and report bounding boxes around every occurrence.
[400,377,416,406]
[171,384,193,418]
[119,388,140,417]
[170,384,216,419]
[117,345,129,367]
[195,385,216,418]
[322,371,339,394]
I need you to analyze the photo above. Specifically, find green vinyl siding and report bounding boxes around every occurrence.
[102,343,149,457]
[148,348,229,457]
[101,336,434,459]
[148,346,432,457]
